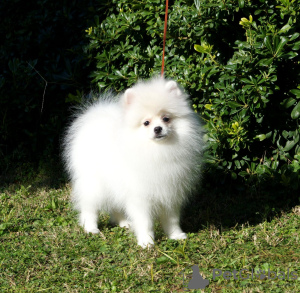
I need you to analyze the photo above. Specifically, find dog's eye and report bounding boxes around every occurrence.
[162,116,170,123]
[144,121,150,126]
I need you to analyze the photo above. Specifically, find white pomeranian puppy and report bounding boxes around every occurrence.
[63,77,203,247]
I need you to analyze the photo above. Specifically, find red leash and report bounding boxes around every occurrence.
[161,0,169,76]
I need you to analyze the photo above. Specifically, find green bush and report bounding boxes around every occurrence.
[195,2,300,189]
[86,0,300,190]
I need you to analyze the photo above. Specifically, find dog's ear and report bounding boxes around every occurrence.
[165,80,182,96]
[124,88,136,105]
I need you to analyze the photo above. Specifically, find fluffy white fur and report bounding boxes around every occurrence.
[63,77,203,247]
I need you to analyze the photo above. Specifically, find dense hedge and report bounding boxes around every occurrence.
[85,0,300,189]
[0,0,112,170]
[1,0,299,191]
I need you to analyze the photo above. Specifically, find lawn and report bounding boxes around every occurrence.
[0,165,299,292]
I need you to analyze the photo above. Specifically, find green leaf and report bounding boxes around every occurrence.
[291,102,300,119]
[264,36,273,53]
[238,171,249,177]
[290,33,299,41]
[194,0,201,10]
[255,134,266,141]
[234,160,241,169]
[274,36,289,56]
[156,256,168,264]
[282,130,289,139]
[115,70,124,77]
[290,89,300,97]
[258,58,273,66]
[281,97,296,108]
[278,24,291,34]
[283,140,296,152]
[231,171,237,180]
[52,199,57,209]
[281,51,298,59]
[256,116,264,123]
[194,44,209,54]
[97,82,106,88]
[156,255,176,264]
[265,131,272,139]
[194,44,204,53]
[228,101,243,108]
[292,40,300,50]
[240,78,252,84]
[205,104,213,110]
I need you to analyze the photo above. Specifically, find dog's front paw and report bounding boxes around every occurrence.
[84,227,100,234]
[137,234,155,248]
[169,232,187,240]
[138,240,154,248]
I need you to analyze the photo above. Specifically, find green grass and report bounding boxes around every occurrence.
[0,167,299,292]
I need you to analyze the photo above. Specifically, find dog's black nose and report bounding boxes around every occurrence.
[154,126,162,134]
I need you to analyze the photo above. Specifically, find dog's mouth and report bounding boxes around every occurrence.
[154,134,167,140]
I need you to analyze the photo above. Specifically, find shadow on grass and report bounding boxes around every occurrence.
[182,171,300,233]
[1,158,299,234]
[0,155,68,190]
